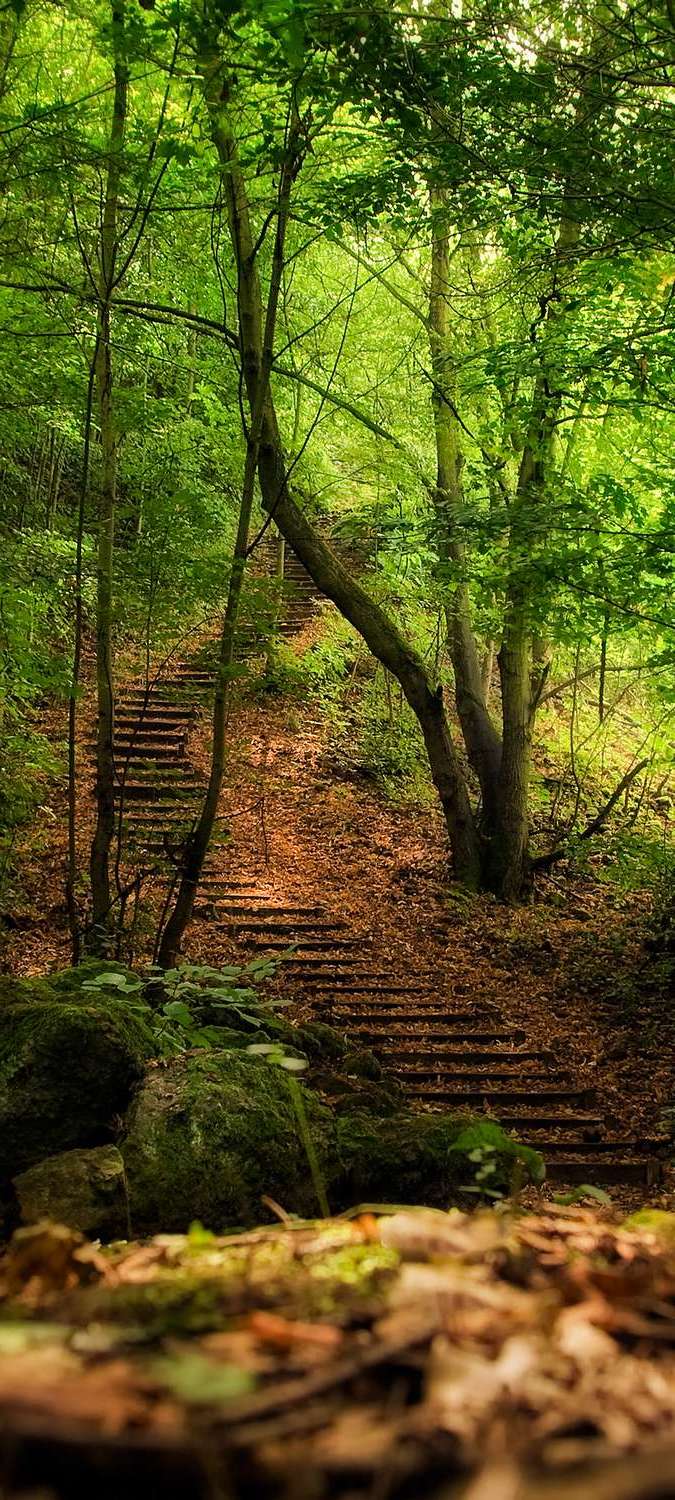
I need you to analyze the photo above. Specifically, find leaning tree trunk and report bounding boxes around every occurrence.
[200,59,483,888]
[89,0,128,950]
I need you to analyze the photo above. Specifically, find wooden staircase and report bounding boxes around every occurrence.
[192,875,664,1187]
[99,551,663,1188]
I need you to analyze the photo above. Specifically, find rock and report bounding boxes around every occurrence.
[13,1146,128,1239]
[0,975,155,1180]
[340,1045,382,1081]
[336,1112,543,1206]
[310,1069,402,1115]
[122,1051,543,1234]
[122,1050,338,1234]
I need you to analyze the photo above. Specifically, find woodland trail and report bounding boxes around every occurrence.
[109,554,665,1192]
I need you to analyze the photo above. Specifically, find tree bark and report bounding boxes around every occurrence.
[157,73,300,966]
[201,61,482,888]
[89,0,129,949]
[427,195,502,828]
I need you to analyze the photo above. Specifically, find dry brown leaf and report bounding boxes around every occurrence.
[1,1222,110,1299]
[247,1311,344,1352]
[380,1210,505,1262]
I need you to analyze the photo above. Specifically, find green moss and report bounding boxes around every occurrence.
[122,1050,338,1235]
[0,994,155,1180]
[336,1111,541,1205]
[340,1046,382,1081]
[0,961,140,1009]
[624,1209,675,1244]
[310,1069,402,1116]
[298,1021,347,1060]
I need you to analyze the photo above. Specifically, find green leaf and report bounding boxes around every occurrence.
[162,999,193,1026]
[150,1353,254,1405]
[554,1184,612,1207]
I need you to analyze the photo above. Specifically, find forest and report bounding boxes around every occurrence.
[0,0,674,1495]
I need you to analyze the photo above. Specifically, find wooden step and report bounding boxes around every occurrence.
[295,972,432,984]
[545,1158,662,1186]
[283,962,363,975]
[407,1086,596,1107]
[114,726,188,739]
[430,1110,604,1129]
[115,766,190,781]
[540,1137,664,1156]
[116,699,193,717]
[334,1010,492,1025]
[383,1048,549,1065]
[308,984,434,997]
[246,938,361,952]
[124,814,195,830]
[394,1069,566,1085]
[196,904,327,920]
[353,1027,527,1044]
[116,784,203,802]
[114,744,187,759]
[223,920,347,936]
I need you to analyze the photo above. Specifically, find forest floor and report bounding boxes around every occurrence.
[1,1205,675,1499]
[1,632,674,1211]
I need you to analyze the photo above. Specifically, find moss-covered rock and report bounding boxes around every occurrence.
[0,985,155,1180]
[122,1051,338,1234]
[310,1069,403,1116]
[0,960,139,1009]
[13,1145,128,1238]
[336,1111,541,1206]
[121,1050,544,1236]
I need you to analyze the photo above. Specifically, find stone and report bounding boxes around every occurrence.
[337,1111,544,1206]
[122,1049,338,1234]
[121,1050,544,1235]
[13,1146,128,1239]
[0,973,156,1180]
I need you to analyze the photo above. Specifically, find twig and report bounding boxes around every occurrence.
[533,757,650,872]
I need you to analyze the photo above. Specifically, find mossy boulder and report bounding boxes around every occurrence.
[121,1051,544,1236]
[336,1112,543,1206]
[0,980,156,1180]
[13,1145,128,1239]
[310,1069,403,1116]
[0,960,139,1009]
[122,1051,338,1234]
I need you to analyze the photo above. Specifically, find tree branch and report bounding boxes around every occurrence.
[533,758,650,872]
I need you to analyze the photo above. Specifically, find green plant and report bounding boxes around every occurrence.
[553,1184,612,1207]
[246,1042,330,1217]
[82,960,290,1058]
[450,1120,545,1200]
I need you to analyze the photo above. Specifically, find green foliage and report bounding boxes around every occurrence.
[554,1184,612,1207]
[449,1120,546,1198]
[83,958,290,1057]
[0,0,672,909]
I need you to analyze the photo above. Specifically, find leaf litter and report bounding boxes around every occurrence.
[1,1206,675,1496]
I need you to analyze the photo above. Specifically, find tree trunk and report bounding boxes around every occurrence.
[89,0,128,949]
[158,74,299,966]
[201,59,482,888]
[427,196,502,828]
[156,445,256,968]
[66,356,97,962]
